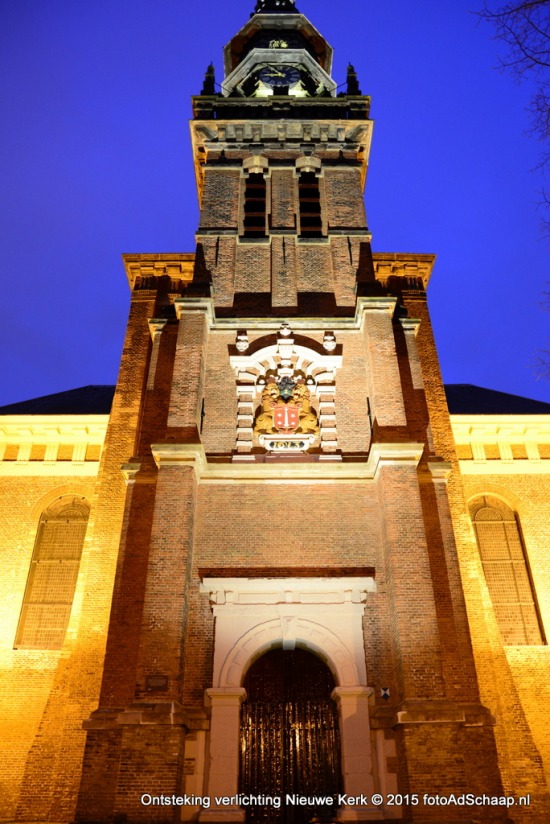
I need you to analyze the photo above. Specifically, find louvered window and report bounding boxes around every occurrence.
[243,172,267,237]
[15,496,89,649]
[470,496,544,645]
[298,171,323,238]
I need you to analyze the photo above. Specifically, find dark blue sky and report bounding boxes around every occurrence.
[1,0,549,406]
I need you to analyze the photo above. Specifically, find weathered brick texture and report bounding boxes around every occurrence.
[363,309,407,428]
[270,169,296,230]
[330,236,361,306]
[196,236,236,307]
[199,168,240,230]
[376,463,445,699]
[168,309,208,435]
[234,241,271,295]
[271,235,298,308]
[296,241,333,294]
[135,464,197,700]
[324,167,367,229]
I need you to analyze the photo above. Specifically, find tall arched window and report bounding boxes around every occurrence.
[15,496,90,650]
[469,495,544,646]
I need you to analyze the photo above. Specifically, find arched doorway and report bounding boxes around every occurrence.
[240,648,342,824]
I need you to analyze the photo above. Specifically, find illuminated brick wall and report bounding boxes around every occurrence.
[406,290,550,811]
[458,464,550,781]
[0,277,164,820]
[0,20,548,816]
[1,278,549,821]
[0,469,99,819]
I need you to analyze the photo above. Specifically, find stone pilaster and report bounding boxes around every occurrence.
[170,299,211,437]
[377,461,445,699]
[361,300,407,429]
[332,686,378,821]
[146,318,168,390]
[200,688,247,823]
[134,456,198,701]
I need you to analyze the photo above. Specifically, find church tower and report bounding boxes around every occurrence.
[66,1,520,821]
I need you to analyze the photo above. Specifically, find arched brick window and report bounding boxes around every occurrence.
[15,496,90,649]
[469,495,544,646]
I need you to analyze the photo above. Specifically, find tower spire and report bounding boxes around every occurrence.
[346,64,361,95]
[253,0,299,14]
[201,63,216,95]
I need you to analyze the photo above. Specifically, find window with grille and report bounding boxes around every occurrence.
[298,171,323,238]
[470,496,544,645]
[15,496,90,650]
[243,172,267,237]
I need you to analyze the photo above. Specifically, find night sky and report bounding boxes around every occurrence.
[1,0,549,407]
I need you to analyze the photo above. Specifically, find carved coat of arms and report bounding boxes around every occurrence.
[254,379,319,437]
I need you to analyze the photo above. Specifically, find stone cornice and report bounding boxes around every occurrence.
[399,318,421,336]
[332,686,374,703]
[0,462,101,477]
[151,441,424,482]
[148,318,168,340]
[171,295,398,333]
[371,700,495,730]
[451,414,550,474]
[0,415,108,476]
[173,297,215,324]
[191,118,373,196]
[120,462,142,483]
[0,415,109,438]
[192,119,370,149]
[122,253,195,289]
[83,702,195,731]
[122,252,435,294]
[372,252,436,289]
[427,461,453,482]
[201,577,376,606]
[451,414,550,438]
[151,443,207,473]
[205,688,247,707]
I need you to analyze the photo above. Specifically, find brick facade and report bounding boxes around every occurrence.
[0,3,548,823]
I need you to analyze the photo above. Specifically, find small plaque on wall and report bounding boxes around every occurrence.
[146,674,169,692]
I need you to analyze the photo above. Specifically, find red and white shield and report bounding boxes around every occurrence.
[273,403,299,433]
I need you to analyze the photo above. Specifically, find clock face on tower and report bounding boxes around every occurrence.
[258,64,301,88]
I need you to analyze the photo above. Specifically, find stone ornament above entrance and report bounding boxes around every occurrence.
[200,576,376,689]
[229,323,342,454]
[200,577,382,823]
